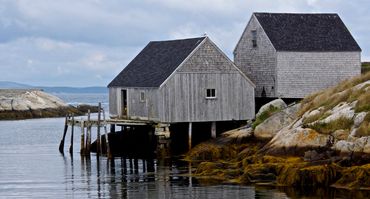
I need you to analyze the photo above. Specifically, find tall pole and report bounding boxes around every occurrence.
[96,103,102,155]
[58,114,69,153]
[69,114,75,154]
[188,122,192,151]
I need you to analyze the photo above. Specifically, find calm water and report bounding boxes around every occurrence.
[0,93,364,198]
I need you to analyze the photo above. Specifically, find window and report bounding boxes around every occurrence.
[140,91,145,102]
[251,30,257,47]
[206,89,216,99]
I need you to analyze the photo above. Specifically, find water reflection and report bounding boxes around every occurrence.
[60,154,257,199]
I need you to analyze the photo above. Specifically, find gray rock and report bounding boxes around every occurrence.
[332,129,349,141]
[256,99,287,118]
[354,112,367,128]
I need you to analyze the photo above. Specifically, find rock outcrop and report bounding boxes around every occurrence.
[187,72,370,191]
[0,89,98,120]
[254,103,300,140]
[260,75,370,156]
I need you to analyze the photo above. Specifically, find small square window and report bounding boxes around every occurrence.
[140,91,145,102]
[251,30,257,47]
[206,89,216,99]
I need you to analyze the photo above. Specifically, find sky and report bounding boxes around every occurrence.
[0,0,369,87]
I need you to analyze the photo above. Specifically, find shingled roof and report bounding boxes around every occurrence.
[108,37,206,87]
[254,13,361,52]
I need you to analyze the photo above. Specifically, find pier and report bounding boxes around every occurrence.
[58,102,171,158]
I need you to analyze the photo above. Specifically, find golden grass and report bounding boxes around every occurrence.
[298,72,370,119]
[304,116,354,134]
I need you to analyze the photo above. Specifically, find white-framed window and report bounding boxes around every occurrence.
[140,91,145,102]
[251,30,257,47]
[206,89,216,99]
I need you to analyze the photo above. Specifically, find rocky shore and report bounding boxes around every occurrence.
[186,72,370,192]
[0,89,98,120]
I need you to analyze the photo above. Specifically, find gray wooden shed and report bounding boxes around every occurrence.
[108,36,255,124]
[234,13,361,99]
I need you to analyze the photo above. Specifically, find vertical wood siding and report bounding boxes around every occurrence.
[159,39,255,123]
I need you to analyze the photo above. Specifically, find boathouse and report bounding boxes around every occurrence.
[108,36,255,125]
[234,13,361,99]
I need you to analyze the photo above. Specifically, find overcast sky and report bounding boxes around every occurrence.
[0,0,369,87]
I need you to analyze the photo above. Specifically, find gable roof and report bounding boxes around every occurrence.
[108,37,206,87]
[253,12,361,52]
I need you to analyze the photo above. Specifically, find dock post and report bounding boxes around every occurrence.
[96,103,102,156]
[102,109,112,159]
[80,120,85,154]
[211,121,216,139]
[188,122,192,151]
[58,114,69,153]
[85,110,91,155]
[69,114,75,154]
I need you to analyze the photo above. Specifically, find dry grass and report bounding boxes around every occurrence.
[298,72,370,118]
[304,116,354,134]
[355,92,370,112]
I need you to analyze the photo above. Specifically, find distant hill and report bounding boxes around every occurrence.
[0,81,32,88]
[0,81,107,93]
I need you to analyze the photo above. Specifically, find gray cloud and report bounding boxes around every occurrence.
[0,0,368,86]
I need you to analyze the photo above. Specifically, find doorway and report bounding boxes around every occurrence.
[121,90,127,118]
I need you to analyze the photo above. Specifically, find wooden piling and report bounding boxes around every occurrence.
[69,114,75,154]
[103,109,112,159]
[96,103,102,155]
[58,114,69,153]
[188,122,192,151]
[211,121,216,138]
[80,120,85,154]
[85,110,91,155]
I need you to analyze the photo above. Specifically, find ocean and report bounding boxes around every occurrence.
[0,93,360,198]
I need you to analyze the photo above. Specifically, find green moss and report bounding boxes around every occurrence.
[252,105,281,129]
[304,116,354,134]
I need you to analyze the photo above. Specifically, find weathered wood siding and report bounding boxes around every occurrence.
[276,51,361,98]
[126,88,159,120]
[108,87,159,120]
[108,87,118,116]
[234,15,277,98]
[159,39,255,123]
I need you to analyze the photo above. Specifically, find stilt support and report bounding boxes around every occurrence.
[69,114,75,154]
[58,114,69,153]
[80,120,85,154]
[211,121,216,139]
[188,122,192,151]
[85,110,91,155]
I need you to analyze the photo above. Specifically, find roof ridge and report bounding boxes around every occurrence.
[150,36,206,43]
[253,12,338,15]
